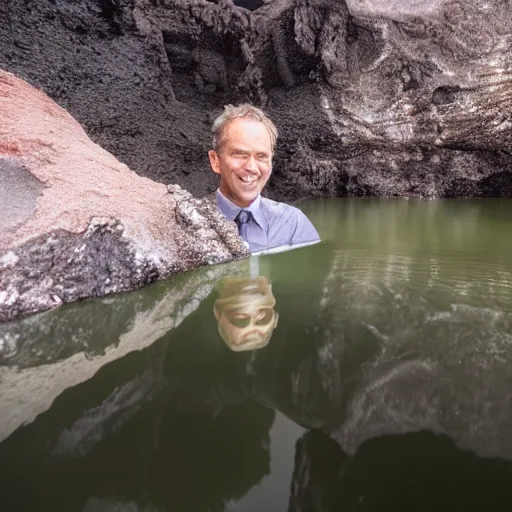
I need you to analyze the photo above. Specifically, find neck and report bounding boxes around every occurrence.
[218,188,259,209]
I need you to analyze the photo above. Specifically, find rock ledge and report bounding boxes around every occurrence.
[0,70,248,322]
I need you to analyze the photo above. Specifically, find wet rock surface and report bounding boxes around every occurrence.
[0,70,248,322]
[1,0,512,200]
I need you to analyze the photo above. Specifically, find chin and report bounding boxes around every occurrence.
[243,188,261,200]
[235,193,258,206]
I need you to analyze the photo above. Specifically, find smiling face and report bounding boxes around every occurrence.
[208,118,273,208]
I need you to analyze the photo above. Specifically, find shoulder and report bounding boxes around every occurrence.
[260,197,304,219]
[260,197,320,244]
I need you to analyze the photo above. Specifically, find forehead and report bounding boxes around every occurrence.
[222,118,272,150]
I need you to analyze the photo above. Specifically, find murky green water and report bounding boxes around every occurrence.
[2,198,512,511]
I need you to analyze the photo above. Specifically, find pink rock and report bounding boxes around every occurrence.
[0,70,248,322]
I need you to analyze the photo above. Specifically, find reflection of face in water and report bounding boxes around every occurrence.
[214,277,279,351]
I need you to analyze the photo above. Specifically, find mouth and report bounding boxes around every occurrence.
[238,175,258,187]
[226,329,271,351]
[241,329,265,343]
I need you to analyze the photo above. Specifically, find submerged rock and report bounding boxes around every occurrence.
[1,0,512,199]
[0,70,248,322]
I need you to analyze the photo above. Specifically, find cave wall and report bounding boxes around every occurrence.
[2,0,512,200]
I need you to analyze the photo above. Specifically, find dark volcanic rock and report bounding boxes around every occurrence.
[2,0,512,199]
[0,0,253,196]
[0,70,248,322]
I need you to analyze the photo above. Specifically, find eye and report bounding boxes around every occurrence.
[256,153,269,161]
[231,318,251,328]
[255,308,274,325]
[226,311,251,328]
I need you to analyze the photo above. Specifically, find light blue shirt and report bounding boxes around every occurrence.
[216,190,320,254]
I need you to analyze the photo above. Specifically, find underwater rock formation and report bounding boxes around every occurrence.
[1,0,512,199]
[0,70,248,322]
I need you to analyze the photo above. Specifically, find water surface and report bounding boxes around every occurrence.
[2,198,512,511]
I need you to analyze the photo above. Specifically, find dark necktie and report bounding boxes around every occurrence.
[235,209,252,242]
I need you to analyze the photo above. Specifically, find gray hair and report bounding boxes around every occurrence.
[211,103,278,153]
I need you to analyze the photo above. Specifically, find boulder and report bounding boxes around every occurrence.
[0,69,248,322]
[1,0,512,200]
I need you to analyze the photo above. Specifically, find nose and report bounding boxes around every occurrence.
[245,155,258,173]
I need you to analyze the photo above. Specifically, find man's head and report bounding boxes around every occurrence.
[208,104,278,208]
[214,276,279,352]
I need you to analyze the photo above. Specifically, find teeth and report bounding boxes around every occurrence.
[241,176,256,184]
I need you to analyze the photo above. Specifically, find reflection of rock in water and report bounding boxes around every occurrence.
[289,429,348,512]
[290,429,512,511]
[3,235,512,509]
[52,370,163,458]
[0,373,275,512]
[314,247,512,460]
[0,259,250,443]
[335,359,440,453]
[82,498,159,512]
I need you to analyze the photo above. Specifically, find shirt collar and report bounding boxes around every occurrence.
[216,189,265,229]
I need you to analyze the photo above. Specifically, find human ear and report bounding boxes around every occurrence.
[208,149,221,175]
